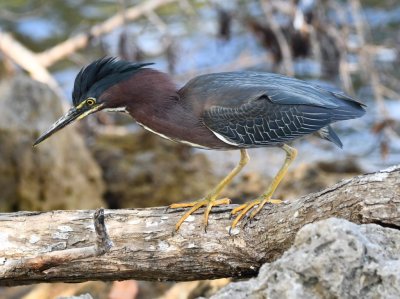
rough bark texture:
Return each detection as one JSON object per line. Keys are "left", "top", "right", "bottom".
{"left": 208, "top": 218, "right": 400, "bottom": 299}
{"left": 0, "top": 165, "right": 399, "bottom": 286}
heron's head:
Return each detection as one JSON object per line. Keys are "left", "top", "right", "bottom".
{"left": 33, "top": 57, "right": 153, "bottom": 146}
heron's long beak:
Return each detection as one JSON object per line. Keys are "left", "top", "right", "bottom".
{"left": 33, "top": 104, "right": 103, "bottom": 147}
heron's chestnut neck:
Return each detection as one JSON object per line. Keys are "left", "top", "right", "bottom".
{"left": 101, "top": 69, "right": 178, "bottom": 112}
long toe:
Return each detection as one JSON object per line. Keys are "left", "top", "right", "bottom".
{"left": 230, "top": 199, "right": 261, "bottom": 230}
{"left": 204, "top": 198, "right": 231, "bottom": 232}
{"left": 249, "top": 198, "right": 282, "bottom": 219}
{"left": 170, "top": 197, "right": 231, "bottom": 232}
{"left": 230, "top": 198, "right": 282, "bottom": 230}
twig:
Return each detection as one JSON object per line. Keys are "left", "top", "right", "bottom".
{"left": 260, "top": 0, "right": 294, "bottom": 76}
{"left": 350, "top": 0, "right": 388, "bottom": 116}
{"left": 36, "top": 0, "right": 178, "bottom": 68}
{"left": 326, "top": 0, "right": 354, "bottom": 94}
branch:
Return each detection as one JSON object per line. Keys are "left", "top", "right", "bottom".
{"left": 1, "top": 209, "right": 111, "bottom": 275}
{"left": 260, "top": 0, "right": 294, "bottom": 76}
{"left": 350, "top": 0, "right": 388, "bottom": 117}
{"left": 1, "top": 165, "right": 399, "bottom": 286}
{"left": 0, "top": 0, "right": 178, "bottom": 100}
{"left": 36, "top": 0, "right": 178, "bottom": 67}
{"left": 0, "top": 31, "right": 62, "bottom": 96}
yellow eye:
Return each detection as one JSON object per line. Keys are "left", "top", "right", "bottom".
{"left": 86, "top": 98, "right": 96, "bottom": 106}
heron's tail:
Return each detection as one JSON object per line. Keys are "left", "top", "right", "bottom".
{"left": 317, "top": 126, "right": 343, "bottom": 148}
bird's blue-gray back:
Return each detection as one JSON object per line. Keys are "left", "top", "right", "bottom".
{"left": 179, "top": 71, "right": 366, "bottom": 147}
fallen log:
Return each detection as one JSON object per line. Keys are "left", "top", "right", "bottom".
{"left": 0, "top": 165, "right": 399, "bottom": 286}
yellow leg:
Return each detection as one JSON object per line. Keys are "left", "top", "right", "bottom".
{"left": 230, "top": 144, "right": 297, "bottom": 230}
{"left": 169, "top": 149, "right": 250, "bottom": 231}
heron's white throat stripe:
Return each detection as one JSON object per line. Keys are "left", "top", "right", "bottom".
{"left": 104, "top": 107, "right": 128, "bottom": 113}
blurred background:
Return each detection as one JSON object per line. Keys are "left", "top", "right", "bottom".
{"left": 0, "top": 0, "right": 399, "bottom": 298}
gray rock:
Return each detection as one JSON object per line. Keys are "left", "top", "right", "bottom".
{"left": 0, "top": 76, "right": 105, "bottom": 211}
{"left": 208, "top": 218, "right": 400, "bottom": 299}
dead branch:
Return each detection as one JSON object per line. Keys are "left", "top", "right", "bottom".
{"left": 0, "top": 31, "right": 61, "bottom": 96}
{"left": 350, "top": 0, "right": 388, "bottom": 117}
{"left": 36, "top": 0, "right": 178, "bottom": 68}
{"left": 0, "top": 165, "right": 399, "bottom": 286}
{"left": 325, "top": 0, "right": 354, "bottom": 94}
{"left": 0, "top": 0, "right": 178, "bottom": 108}
{"left": 260, "top": 0, "right": 294, "bottom": 76}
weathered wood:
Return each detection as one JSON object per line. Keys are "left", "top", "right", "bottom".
{"left": 0, "top": 32, "right": 61, "bottom": 96}
{"left": 36, "top": 0, "right": 178, "bottom": 67}
{"left": 0, "top": 165, "right": 399, "bottom": 286}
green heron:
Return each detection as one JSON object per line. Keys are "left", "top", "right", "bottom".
{"left": 34, "top": 57, "right": 366, "bottom": 231}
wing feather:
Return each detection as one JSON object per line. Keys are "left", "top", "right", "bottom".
{"left": 181, "top": 72, "right": 366, "bottom": 115}
{"left": 203, "top": 97, "right": 334, "bottom": 147}
{"left": 180, "top": 71, "right": 366, "bottom": 147}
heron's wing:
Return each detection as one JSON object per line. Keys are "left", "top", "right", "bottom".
{"left": 246, "top": 73, "right": 365, "bottom": 109}
{"left": 182, "top": 72, "right": 365, "bottom": 114}
{"left": 202, "top": 96, "right": 334, "bottom": 147}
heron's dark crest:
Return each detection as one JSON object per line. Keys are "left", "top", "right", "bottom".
{"left": 72, "top": 57, "right": 154, "bottom": 106}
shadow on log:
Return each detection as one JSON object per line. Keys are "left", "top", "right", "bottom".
{"left": 0, "top": 165, "right": 399, "bottom": 286}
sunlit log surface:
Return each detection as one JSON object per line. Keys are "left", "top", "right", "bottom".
{"left": 0, "top": 165, "right": 399, "bottom": 286}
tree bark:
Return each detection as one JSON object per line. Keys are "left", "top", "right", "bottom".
{"left": 1, "top": 165, "right": 399, "bottom": 286}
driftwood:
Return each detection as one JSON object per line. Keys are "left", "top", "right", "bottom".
{"left": 0, "top": 165, "right": 399, "bottom": 286}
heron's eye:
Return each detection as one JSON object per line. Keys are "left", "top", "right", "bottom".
{"left": 86, "top": 98, "right": 96, "bottom": 106}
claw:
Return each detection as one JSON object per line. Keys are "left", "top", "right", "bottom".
{"left": 169, "top": 197, "right": 231, "bottom": 232}
{"left": 231, "top": 203, "right": 248, "bottom": 216}
{"left": 229, "top": 198, "right": 283, "bottom": 231}
{"left": 249, "top": 198, "right": 282, "bottom": 219}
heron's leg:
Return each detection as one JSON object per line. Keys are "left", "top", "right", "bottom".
{"left": 170, "top": 149, "right": 250, "bottom": 231}
{"left": 230, "top": 144, "right": 297, "bottom": 229}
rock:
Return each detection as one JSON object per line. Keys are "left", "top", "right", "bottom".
{"left": 0, "top": 76, "right": 105, "bottom": 211}
{"left": 207, "top": 218, "right": 400, "bottom": 299}
{"left": 89, "top": 130, "right": 218, "bottom": 208}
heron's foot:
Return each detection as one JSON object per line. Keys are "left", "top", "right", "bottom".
{"left": 169, "top": 197, "right": 231, "bottom": 232}
{"left": 230, "top": 197, "right": 282, "bottom": 230}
